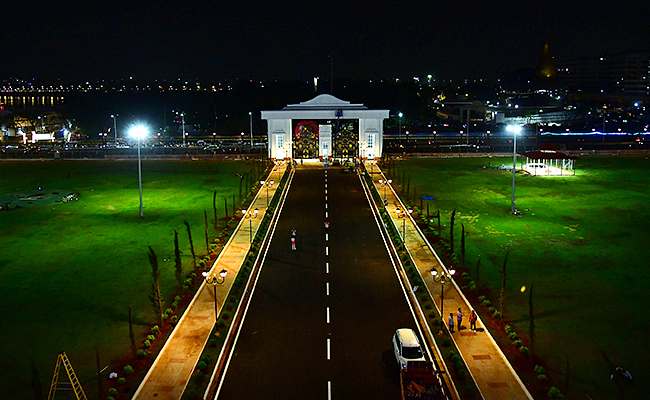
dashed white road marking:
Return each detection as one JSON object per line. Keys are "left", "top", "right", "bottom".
{"left": 326, "top": 282, "right": 330, "bottom": 296}
{"left": 326, "top": 233, "right": 328, "bottom": 241}
{"left": 326, "top": 262, "right": 329, "bottom": 273}
{"left": 327, "top": 306, "right": 330, "bottom": 323}
{"left": 328, "top": 381, "right": 332, "bottom": 400}
{"left": 326, "top": 246, "right": 329, "bottom": 256}
{"left": 327, "top": 338, "right": 331, "bottom": 360}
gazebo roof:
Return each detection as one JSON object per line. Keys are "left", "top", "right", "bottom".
{"left": 520, "top": 150, "right": 578, "bottom": 160}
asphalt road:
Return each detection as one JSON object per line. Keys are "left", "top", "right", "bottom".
{"left": 216, "top": 166, "right": 424, "bottom": 399}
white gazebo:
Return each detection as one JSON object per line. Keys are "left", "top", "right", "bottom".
{"left": 261, "top": 94, "right": 389, "bottom": 160}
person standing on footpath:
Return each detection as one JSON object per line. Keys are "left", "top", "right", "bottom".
{"left": 469, "top": 310, "right": 478, "bottom": 331}
{"left": 448, "top": 313, "right": 455, "bottom": 333}
{"left": 291, "top": 228, "right": 297, "bottom": 250}
{"left": 457, "top": 308, "right": 464, "bottom": 331}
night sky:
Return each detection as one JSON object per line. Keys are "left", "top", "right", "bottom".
{"left": 3, "top": 0, "right": 648, "bottom": 82}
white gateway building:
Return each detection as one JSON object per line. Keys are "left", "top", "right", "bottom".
{"left": 262, "top": 94, "right": 389, "bottom": 160}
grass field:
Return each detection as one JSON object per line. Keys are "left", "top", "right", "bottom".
{"left": 0, "top": 159, "right": 261, "bottom": 399}
{"left": 392, "top": 155, "right": 650, "bottom": 399}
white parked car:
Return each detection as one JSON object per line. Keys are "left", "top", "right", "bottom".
{"left": 393, "top": 328, "right": 426, "bottom": 368}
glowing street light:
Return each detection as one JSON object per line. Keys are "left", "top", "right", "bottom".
{"left": 379, "top": 179, "right": 392, "bottom": 203}
{"left": 431, "top": 268, "right": 456, "bottom": 318}
{"left": 242, "top": 208, "right": 259, "bottom": 243}
{"left": 398, "top": 112, "right": 403, "bottom": 142}
{"left": 260, "top": 179, "right": 274, "bottom": 207}
{"left": 396, "top": 206, "right": 412, "bottom": 242}
{"left": 129, "top": 124, "right": 148, "bottom": 217}
{"left": 202, "top": 269, "right": 227, "bottom": 324}
{"left": 111, "top": 114, "right": 118, "bottom": 141}
{"left": 507, "top": 125, "right": 522, "bottom": 214}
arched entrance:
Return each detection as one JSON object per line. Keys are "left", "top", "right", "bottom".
{"left": 293, "top": 120, "right": 319, "bottom": 159}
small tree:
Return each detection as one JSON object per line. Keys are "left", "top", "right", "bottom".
{"left": 183, "top": 220, "right": 196, "bottom": 269}
{"left": 148, "top": 246, "right": 164, "bottom": 326}
{"left": 460, "top": 222, "right": 466, "bottom": 266}
{"left": 204, "top": 210, "right": 210, "bottom": 254}
{"left": 476, "top": 256, "right": 481, "bottom": 282}
{"left": 128, "top": 306, "right": 137, "bottom": 361}
{"left": 174, "top": 230, "right": 183, "bottom": 291}
{"left": 212, "top": 190, "right": 218, "bottom": 232}
{"left": 500, "top": 250, "right": 510, "bottom": 320}
{"left": 450, "top": 209, "right": 456, "bottom": 254}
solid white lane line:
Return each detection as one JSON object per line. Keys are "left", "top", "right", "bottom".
{"left": 328, "top": 381, "right": 332, "bottom": 400}
{"left": 327, "top": 338, "right": 331, "bottom": 360}
{"left": 326, "top": 246, "right": 329, "bottom": 256}
{"left": 326, "top": 282, "right": 330, "bottom": 296}
{"left": 326, "top": 233, "right": 328, "bottom": 241}
{"left": 327, "top": 306, "right": 330, "bottom": 323}
{"left": 326, "top": 262, "right": 329, "bottom": 273}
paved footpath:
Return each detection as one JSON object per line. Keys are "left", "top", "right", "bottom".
{"left": 132, "top": 162, "right": 289, "bottom": 400}
{"left": 370, "top": 162, "right": 534, "bottom": 400}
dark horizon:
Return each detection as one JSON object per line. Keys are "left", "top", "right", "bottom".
{"left": 3, "top": 0, "right": 648, "bottom": 83}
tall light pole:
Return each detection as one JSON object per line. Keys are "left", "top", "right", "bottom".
{"left": 111, "top": 114, "right": 118, "bottom": 141}
{"left": 398, "top": 112, "right": 403, "bottom": 142}
{"left": 396, "top": 207, "right": 412, "bottom": 242}
{"left": 379, "top": 179, "right": 392, "bottom": 203}
{"left": 242, "top": 208, "right": 259, "bottom": 243}
{"left": 181, "top": 112, "right": 186, "bottom": 147}
{"left": 507, "top": 125, "right": 522, "bottom": 214}
{"left": 431, "top": 268, "right": 456, "bottom": 317}
{"left": 261, "top": 179, "right": 274, "bottom": 207}
{"left": 249, "top": 111, "right": 253, "bottom": 147}
{"left": 130, "top": 124, "right": 148, "bottom": 218}
{"left": 202, "top": 269, "right": 227, "bottom": 324}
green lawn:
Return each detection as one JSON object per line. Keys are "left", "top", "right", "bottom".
{"left": 392, "top": 155, "right": 649, "bottom": 399}
{"left": 0, "top": 160, "right": 260, "bottom": 399}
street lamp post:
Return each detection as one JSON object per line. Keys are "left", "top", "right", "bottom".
{"left": 398, "top": 112, "right": 403, "bottom": 142}
{"left": 396, "top": 207, "right": 412, "bottom": 242}
{"left": 249, "top": 111, "right": 253, "bottom": 147}
{"left": 181, "top": 112, "right": 186, "bottom": 147}
{"left": 431, "top": 268, "right": 456, "bottom": 317}
{"left": 242, "top": 208, "right": 259, "bottom": 243}
{"left": 261, "top": 179, "right": 274, "bottom": 207}
{"left": 507, "top": 125, "right": 522, "bottom": 214}
{"left": 202, "top": 269, "right": 227, "bottom": 324}
{"left": 111, "top": 114, "right": 118, "bottom": 141}
{"left": 379, "top": 179, "right": 392, "bottom": 203}
{"left": 129, "top": 124, "right": 148, "bottom": 218}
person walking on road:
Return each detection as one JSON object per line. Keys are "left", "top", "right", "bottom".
{"left": 457, "top": 308, "right": 464, "bottom": 331}
{"left": 469, "top": 310, "right": 478, "bottom": 331}
{"left": 448, "top": 313, "right": 455, "bottom": 333}
{"left": 291, "top": 236, "right": 296, "bottom": 250}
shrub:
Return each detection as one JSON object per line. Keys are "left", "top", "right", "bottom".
{"left": 493, "top": 310, "right": 501, "bottom": 319}
{"left": 107, "top": 397, "right": 114, "bottom": 400}
{"left": 468, "top": 281, "right": 477, "bottom": 292}
{"left": 208, "top": 338, "right": 217, "bottom": 347}
{"left": 108, "top": 388, "right": 117, "bottom": 395}
{"left": 428, "top": 311, "right": 436, "bottom": 319}
{"left": 481, "top": 299, "right": 491, "bottom": 307}
{"left": 197, "top": 361, "right": 208, "bottom": 371}
{"left": 193, "top": 371, "right": 205, "bottom": 383}
{"left": 137, "top": 349, "right": 148, "bottom": 359}
{"left": 504, "top": 325, "right": 512, "bottom": 334}
{"left": 198, "top": 259, "right": 206, "bottom": 268}
{"left": 169, "top": 315, "right": 178, "bottom": 324}
{"left": 534, "top": 365, "right": 545, "bottom": 375}
{"left": 519, "top": 346, "right": 529, "bottom": 356}
{"left": 454, "top": 361, "right": 464, "bottom": 371}
{"left": 200, "top": 354, "right": 211, "bottom": 365}
{"left": 537, "top": 374, "right": 548, "bottom": 382}
{"left": 548, "top": 387, "right": 564, "bottom": 400}
{"left": 117, "top": 377, "right": 126, "bottom": 385}
{"left": 424, "top": 302, "right": 432, "bottom": 310}
{"left": 461, "top": 272, "right": 471, "bottom": 280}
{"left": 432, "top": 318, "right": 440, "bottom": 326}
{"left": 513, "top": 339, "right": 523, "bottom": 348}
{"left": 123, "top": 365, "right": 134, "bottom": 375}
{"left": 190, "top": 273, "right": 197, "bottom": 280}
{"left": 478, "top": 295, "right": 486, "bottom": 302}
{"left": 441, "top": 338, "right": 451, "bottom": 347}
{"left": 508, "top": 332, "right": 518, "bottom": 341}
{"left": 171, "top": 300, "right": 179, "bottom": 309}
{"left": 450, "top": 354, "right": 461, "bottom": 364}
{"left": 221, "top": 311, "right": 230, "bottom": 320}
{"left": 150, "top": 325, "right": 160, "bottom": 335}
{"left": 143, "top": 339, "right": 151, "bottom": 348}
{"left": 187, "top": 388, "right": 199, "bottom": 399}
{"left": 488, "top": 306, "right": 496, "bottom": 313}
{"left": 147, "top": 335, "right": 155, "bottom": 342}
{"left": 184, "top": 278, "right": 193, "bottom": 287}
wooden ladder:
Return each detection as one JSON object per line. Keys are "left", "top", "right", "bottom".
{"left": 48, "top": 352, "right": 88, "bottom": 400}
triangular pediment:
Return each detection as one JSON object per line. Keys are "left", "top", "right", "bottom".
{"left": 283, "top": 94, "right": 367, "bottom": 110}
